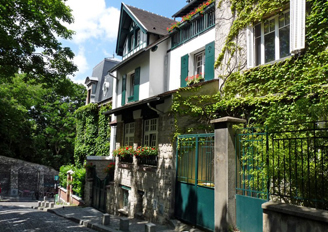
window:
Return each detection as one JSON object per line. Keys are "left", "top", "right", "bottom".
{"left": 144, "top": 118, "right": 158, "bottom": 147}
{"left": 91, "top": 83, "right": 97, "bottom": 94}
{"left": 172, "top": 32, "right": 180, "bottom": 47}
{"left": 136, "top": 29, "right": 140, "bottom": 47}
{"left": 130, "top": 34, "right": 134, "bottom": 50}
{"left": 124, "top": 122, "right": 135, "bottom": 146}
{"left": 207, "top": 9, "right": 215, "bottom": 27}
{"left": 253, "top": 11, "right": 290, "bottom": 66}
{"left": 180, "top": 41, "right": 214, "bottom": 87}
{"left": 122, "top": 189, "right": 129, "bottom": 210}
{"left": 129, "top": 73, "right": 135, "bottom": 97}
{"left": 248, "top": 1, "right": 306, "bottom": 68}
{"left": 194, "top": 51, "right": 205, "bottom": 75}
{"left": 127, "top": 67, "right": 140, "bottom": 103}
{"left": 170, "top": 4, "right": 215, "bottom": 49}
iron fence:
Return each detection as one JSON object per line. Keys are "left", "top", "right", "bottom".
{"left": 236, "top": 122, "right": 328, "bottom": 210}
{"left": 177, "top": 134, "right": 215, "bottom": 187}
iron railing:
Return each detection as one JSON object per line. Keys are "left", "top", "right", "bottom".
{"left": 176, "top": 134, "right": 215, "bottom": 187}
{"left": 236, "top": 122, "right": 328, "bottom": 210}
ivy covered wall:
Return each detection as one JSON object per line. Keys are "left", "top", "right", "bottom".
{"left": 172, "top": 0, "right": 328, "bottom": 132}
{"left": 74, "top": 103, "right": 111, "bottom": 164}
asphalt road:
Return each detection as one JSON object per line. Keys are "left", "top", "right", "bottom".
{"left": 0, "top": 202, "right": 96, "bottom": 232}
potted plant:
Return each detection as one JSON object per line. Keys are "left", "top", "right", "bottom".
{"left": 104, "top": 162, "right": 115, "bottom": 181}
{"left": 135, "top": 146, "right": 158, "bottom": 166}
{"left": 185, "top": 73, "right": 204, "bottom": 86}
{"left": 113, "top": 146, "right": 134, "bottom": 163}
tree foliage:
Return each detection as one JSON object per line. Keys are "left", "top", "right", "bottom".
{"left": 0, "top": 74, "right": 86, "bottom": 169}
{"left": 0, "top": 0, "right": 77, "bottom": 90}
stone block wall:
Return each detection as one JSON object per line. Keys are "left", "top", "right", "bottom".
{"left": 0, "top": 155, "right": 58, "bottom": 197}
{"left": 262, "top": 202, "right": 328, "bottom": 232}
{"left": 111, "top": 113, "right": 176, "bottom": 224}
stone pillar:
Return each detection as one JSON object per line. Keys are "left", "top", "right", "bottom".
{"left": 67, "top": 170, "right": 74, "bottom": 204}
{"left": 211, "top": 117, "right": 246, "bottom": 231}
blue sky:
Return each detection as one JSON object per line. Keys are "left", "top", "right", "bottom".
{"left": 61, "top": 0, "right": 186, "bottom": 84}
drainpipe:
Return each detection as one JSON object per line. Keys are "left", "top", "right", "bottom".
{"left": 147, "top": 102, "right": 164, "bottom": 116}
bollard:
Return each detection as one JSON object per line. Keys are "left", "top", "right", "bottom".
{"left": 45, "top": 201, "right": 50, "bottom": 208}
{"left": 120, "top": 218, "right": 129, "bottom": 232}
{"left": 43, "top": 196, "right": 47, "bottom": 202}
{"left": 50, "top": 202, "right": 54, "bottom": 208}
{"left": 37, "top": 201, "right": 41, "bottom": 207}
{"left": 145, "top": 223, "right": 156, "bottom": 232}
{"left": 41, "top": 201, "right": 45, "bottom": 207}
{"left": 102, "top": 213, "right": 110, "bottom": 225}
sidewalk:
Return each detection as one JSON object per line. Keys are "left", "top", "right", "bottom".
{"left": 43, "top": 205, "right": 176, "bottom": 232}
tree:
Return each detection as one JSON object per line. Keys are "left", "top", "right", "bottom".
{"left": 0, "top": 0, "right": 77, "bottom": 89}
{"left": 0, "top": 74, "right": 86, "bottom": 169}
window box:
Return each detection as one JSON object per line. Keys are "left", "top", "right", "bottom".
{"left": 136, "top": 155, "right": 158, "bottom": 166}
{"left": 119, "top": 155, "right": 133, "bottom": 163}
{"left": 128, "top": 95, "right": 134, "bottom": 102}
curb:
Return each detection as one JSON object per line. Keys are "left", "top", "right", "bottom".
{"left": 47, "top": 208, "right": 118, "bottom": 232}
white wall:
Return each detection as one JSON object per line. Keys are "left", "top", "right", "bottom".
{"left": 149, "top": 40, "right": 169, "bottom": 96}
{"left": 116, "top": 51, "right": 150, "bottom": 108}
{"left": 167, "top": 28, "right": 215, "bottom": 91}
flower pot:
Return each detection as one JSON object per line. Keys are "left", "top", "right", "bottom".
{"left": 137, "top": 155, "right": 158, "bottom": 166}
{"left": 119, "top": 155, "right": 133, "bottom": 163}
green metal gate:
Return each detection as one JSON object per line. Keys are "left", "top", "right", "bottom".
{"left": 235, "top": 128, "right": 269, "bottom": 232}
{"left": 92, "top": 171, "right": 111, "bottom": 212}
{"left": 175, "top": 134, "right": 215, "bottom": 231}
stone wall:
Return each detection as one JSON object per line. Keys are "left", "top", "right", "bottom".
{"left": 84, "top": 156, "right": 115, "bottom": 206}
{"left": 0, "top": 155, "right": 58, "bottom": 197}
{"left": 262, "top": 202, "right": 328, "bottom": 232}
{"left": 112, "top": 112, "right": 176, "bottom": 224}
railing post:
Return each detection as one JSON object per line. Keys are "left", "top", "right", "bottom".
{"left": 211, "top": 117, "right": 246, "bottom": 231}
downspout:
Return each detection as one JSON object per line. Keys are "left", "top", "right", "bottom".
{"left": 147, "top": 102, "right": 164, "bottom": 116}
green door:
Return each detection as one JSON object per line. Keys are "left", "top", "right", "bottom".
{"left": 175, "top": 134, "right": 215, "bottom": 231}
{"left": 235, "top": 128, "right": 269, "bottom": 232}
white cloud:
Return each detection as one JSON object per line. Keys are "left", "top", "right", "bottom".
{"left": 69, "top": 46, "right": 89, "bottom": 83}
{"left": 65, "top": 0, "right": 120, "bottom": 44}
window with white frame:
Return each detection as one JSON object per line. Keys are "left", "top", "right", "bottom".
{"left": 194, "top": 51, "right": 205, "bottom": 75}
{"left": 253, "top": 11, "right": 290, "bottom": 66}
{"left": 247, "top": 0, "right": 306, "bottom": 68}
{"left": 144, "top": 118, "right": 158, "bottom": 147}
{"left": 124, "top": 122, "right": 135, "bottom": 146}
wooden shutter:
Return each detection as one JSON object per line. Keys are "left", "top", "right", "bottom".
{"left": 290, "top": 0, "right": 306, "bottom": 53}
{"left": 122, "top": 74, "right": 126, "bottom": 106}
{"left": 205, "top": 41, "right": 215, "bottom": 81}
{"left": 181, "top": 54, "right": 189, "bottom": 87}
{"left": 246, "top": 25, "right": 254, "bottom": 68}
{"left": 134, "top": 67, "right": 140, "bottom": 101}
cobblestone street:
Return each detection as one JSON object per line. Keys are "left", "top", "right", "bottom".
{"left": 0, "top": 203, "right": 96, "bottom": 232}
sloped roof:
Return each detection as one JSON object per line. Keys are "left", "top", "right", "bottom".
{"left": 116, "top": 3, "right": 176, "bottom": 55}
{"left": 126, "top": 4, "right": 176, "bottom": 35}
{"left": 172, "top": 0, "right": 206, "bottom": 18}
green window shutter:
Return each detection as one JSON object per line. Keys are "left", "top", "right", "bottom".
{"left": 205, "top": 41, "right": 215, "bottom": 81}
{"left": 181, "top": 54, "right": 189, "bottom": 87}
{"left": 134, "top": 67, "right": 140, "bottom": 101}
{"left": 122, "top": 74, "right": 126, "bottom": 105}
